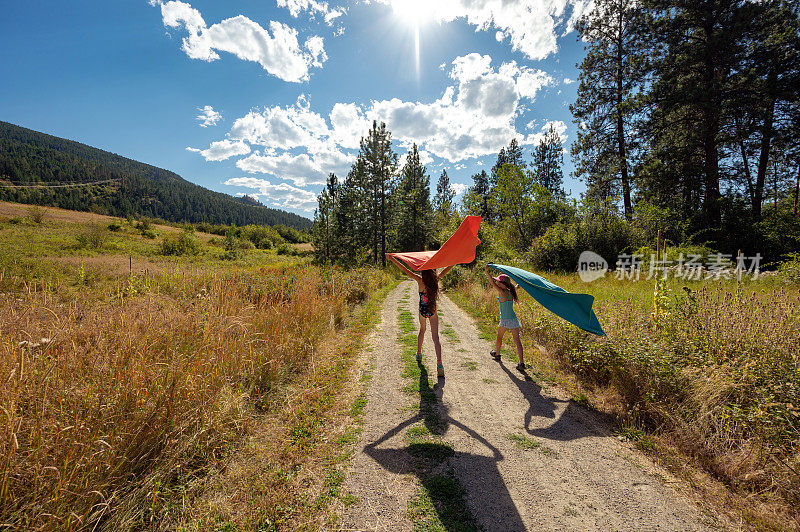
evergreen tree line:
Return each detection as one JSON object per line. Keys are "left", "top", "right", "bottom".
{"left": 313, "top": 121, "right": 470, "bottom": 265}
{"left": 0, "top": 121, "right": 312, "bottom": 230}
{"left": 569, "top": 0, "right": 800, "bottom": 255}
{"left": 461, "top": 127, "right": 571, "bottom": 253}
{"left": 313, "top": 121, "right": 568, "bottom": 265}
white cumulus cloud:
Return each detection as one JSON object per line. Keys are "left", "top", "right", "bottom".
{"left": 277, "top": 0, "right": 345, "bottom": 26}
{"left": 236, "top": 148, "right": 353, "bottom": 187}
{"left": 329, "top": 103, "right": 371, "bottom": 150}
{"left": 450, "top": 182, "right": 470, "bottom": 196}
{"left": 229, "top": 102, "right": 330, "bottom": 152}
{"left": 367, "top": 54, "right": 555, "bottom": 161}
{"left": 525, "top": 120, "right": 568, "bottom": 146}
{"left": 150, "top": 0, "right": 326, "bottom": 82}
{"left": 224, "top": 177, "right": 318, "bottom": 211}
{"left": 196, "top": 105, "right": 221, "bottom": 127}
{"left": 186, "top": 139, "right": 251, "bottom": 161}
{"left": 378, "top": 0, "right": 588, "bottom": 60}
{"left": 189, "top": 55, "right": 557, "bottom": 188}
{"left": 190, "top": 95, "right": 358, "bottom": 185}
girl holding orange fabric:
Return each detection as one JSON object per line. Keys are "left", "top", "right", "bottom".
{"left": 386, "top": 254, "right": 453, "bottom": 377}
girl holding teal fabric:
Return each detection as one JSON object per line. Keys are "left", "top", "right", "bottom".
{"left": 485, "top": 265, "right": 526, "bottom": 371}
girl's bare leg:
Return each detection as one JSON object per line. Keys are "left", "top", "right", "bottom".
{"left": 511, "top": 328, "right": 524, "bottom": 364}
{"left": 429, "top": 312, "right": 443, "bottom": 365}
{"left": 417, "top": 314, "right": 427, "bottom": 354}
{"left": 495, "top": 326, "right": 506, "bottom": 355}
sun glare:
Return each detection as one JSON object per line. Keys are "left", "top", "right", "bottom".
{"left": 390, "top": 0, "right": 432, "bottom": 27}
{"left": 390, "top": 0, "right": 434, "bottom": 82}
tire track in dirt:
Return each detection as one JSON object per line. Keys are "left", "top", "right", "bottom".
{"left": 337, "top": 280, "right": 718, "bottom": 531}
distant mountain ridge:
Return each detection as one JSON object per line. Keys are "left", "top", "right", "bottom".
{"left": 0, "top": 121, "right": 311, "bottom": 230}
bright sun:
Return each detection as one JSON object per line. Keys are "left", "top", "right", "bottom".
{"left": 390, "top": 0, "right": 432, "bottom": 26}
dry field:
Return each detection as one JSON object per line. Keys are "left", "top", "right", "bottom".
{"left": 0, "top": 203, "right": 393, "bottom": 530}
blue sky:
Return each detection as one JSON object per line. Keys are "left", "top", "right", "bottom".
{"left": 1, "top": 0, "right": 590, "bottom": 218}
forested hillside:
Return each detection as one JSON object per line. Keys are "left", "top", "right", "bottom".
{"left": 0, "top": 121, "right": 311, "bottom": 230}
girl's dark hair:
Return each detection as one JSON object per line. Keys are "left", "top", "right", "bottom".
{"left": 421, "top": 269, "right": 439, "bottom": 310}
{"left": 501, "top": 278, "right": 518, "bottom": 302}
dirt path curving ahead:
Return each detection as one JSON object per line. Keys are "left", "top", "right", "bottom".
{"left": 336, "top": 280, "right": 718, "bottom": 531}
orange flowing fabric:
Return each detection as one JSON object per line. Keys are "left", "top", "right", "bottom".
{"left": 387, "top": 216, "right": 482, "bottom": 271}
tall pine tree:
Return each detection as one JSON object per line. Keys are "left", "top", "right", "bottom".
{"left": 645, "top": 0, "right": 750, "bottom": 227}
{"left": 358, "top": 120, "right": 397, "bottom": 266}
{"left": 470, "top": 170, "right": 491, "bottom": 219}
{"left": 571, "top": 0, "right": 649, "bottom": 220}
{"left": 433, "top": 169, "right": 455, "bottom": 216}
{"left": 490, "top": 147, "right": 508, "bottom": 188}
{"left": 392, "top": 144, "right": 432, "bottom": 252}
{"left": 532, "top": 124, "right": 565, "bottom": 198}
{"left": 733, "top": 0, "right": 800, "bottom": 220}
{"left": 312, "top": 173, "right": 338, "bottom": 261}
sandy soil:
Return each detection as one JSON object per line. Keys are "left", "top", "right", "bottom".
{"left": 336, "top": 280, "right": 719, "bottom": 531}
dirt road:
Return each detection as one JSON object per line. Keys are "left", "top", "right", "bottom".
{"left": 336, "top": 281, "right": 716, "bottom": 531}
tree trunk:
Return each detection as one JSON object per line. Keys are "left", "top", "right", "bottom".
{"left": 373, "top": 182, "right": 379, "bottom": 265}
{"left": 753, "top": 74, "right": 776, "bottom": 221}
{"left": 412, "top": 204, "right": 418, "bottom": 251}
{"left": 380, "top": 180, "right": 386, "bottom": 267}
{"left": 616, "top": 6, "right": 633, "bottom": 221}
{"left": 701, "top": 19, "right": 722, "bottom": 228}
{"left": 794, "top": 164, "right": 799, "bottom": 216}
{"left": 702, "top": 123, "right": 722, "bottom": 227}
{"left": 738, "top": 138, "right": 755, "bottom": 206}
{"left": 773, "top": 158, "right": 779, "bottom": 215}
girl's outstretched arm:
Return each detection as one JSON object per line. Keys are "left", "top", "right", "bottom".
{"left": 484, "top": 264, "right": 502, "bottom": 291}
{"left": 386, "top": 253, "right": 422, "bottom": 281}
{"left": 437, "top": 265, "right": 454, "bottom": 280}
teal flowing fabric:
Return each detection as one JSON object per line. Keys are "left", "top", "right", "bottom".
{"left": 488, "top": 264, "right": 605, "bottom": 336}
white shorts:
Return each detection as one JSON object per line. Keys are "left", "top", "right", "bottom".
{"left": 499, "top": 317, "right": 521, "bottom": 329}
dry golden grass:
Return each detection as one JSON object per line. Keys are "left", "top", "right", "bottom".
{"left": 0, "top": 263, "right": 392, "bottom": 530}
{"left": 0, "top": 201, "right": 213, "bottom": 238}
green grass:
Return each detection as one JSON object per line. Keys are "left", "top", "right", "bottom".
{"left": 341, "top": 492, "right": 359, "bottom": 507}
{"left": 394, "top": 299, "right": 478, "bottom": 532}
{"left": 506, "top": 433, "right": 541, "bottom": 450}
{"left": 571, "top": 392, "right": 590, "bottom": 407}
{"left": 350, "top": 394, "right": 368, "bottom": 418}
{"left": 460, "top": 360, "right": 478, "bottom": 371}
{"left": 618, "top": 427, "right": 657, "bottom": 452}
{"left": 407, "top": 474, "right": 477, "bottom": 532}
{"left": 540, "top": 446, "right": 560, "bottom": 458}
{"left": 440, "top": 323, "right": 458, "bottom": 343}
{"left": 506, "top": 433, "right": 559, "bottom": 458}
{"left": 406, "top": 424, "right": 433, "bottom": 442}
{"left": 0, "top": 211, "right": 308, "bottom": 287}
